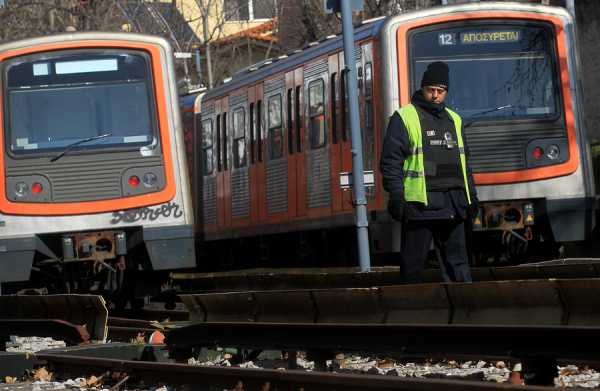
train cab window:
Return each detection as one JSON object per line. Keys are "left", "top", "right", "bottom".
{"left": 295, "top": 86, "right": 302, "bottom": 153}
{"left": 249, "top": 102, "right": 255, "bottom": 164}
{"left": 268, "top": 94, "right": 283, "bottom": 160}
{"left": 201, "top": 119, "right": 214, "bottom": 175}
{"left": 308, "top": 79, "right": 326, "bottom": 149}
{"left": 222, "top": 112, "right": 228, "bottom": 170}
{"left": 409, "top": 24, "right": 559, "bottom": 121}
{"left": 6, "top": 51, "right": 157, "bottom": 156}
{"left": 216, "top": 114, "right": 222, "bottom": 172}
{"left": 330, "top": 73, "right": 338, "bottom": 144}
{"left": 257, "top": 100, "right": 263, "bottom": 162}
{"left": 233, "top": 108, "right": 246, "bottom": 168}
{"left": 287, "top": 88, "right": 294, "bottom": 155}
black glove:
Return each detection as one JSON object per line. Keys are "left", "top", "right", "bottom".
{"left": 467, "top": 197, "right": 480, "bottom": 220}
{"left": 387, "top": 193, "right": 406, "bottom": 222}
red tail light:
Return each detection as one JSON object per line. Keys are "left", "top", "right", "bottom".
{"left": 31, "top": 182, "right": 43, "bottom": 194}
{"left": 128, "top": 175, "right": 140, "bottom": 187}
{"left": 532, "top": 147, "right": 544, "bottom": 160}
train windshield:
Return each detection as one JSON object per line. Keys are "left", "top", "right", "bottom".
{"left": 4, "top": 50, "right": 157, "bottom": 155}
{"left": 409, "top": 23, "right": 559, "bottom": 121}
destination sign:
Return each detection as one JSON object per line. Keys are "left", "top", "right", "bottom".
{"left": 460, "top": 31, "right": 520, "bottom": 44}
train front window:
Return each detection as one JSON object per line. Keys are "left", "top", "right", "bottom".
{"left": 4, "top": 50, "right": 157, "bottom": 155}
{"left": 409, "top": 23, "right": 559, "bottom": 121}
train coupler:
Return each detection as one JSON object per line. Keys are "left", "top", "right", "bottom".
{"left": 61, "top": 230, "right": 127, "bottom": 263}
{"left": 475, "top": 201, "right": 536, "bottom": 232}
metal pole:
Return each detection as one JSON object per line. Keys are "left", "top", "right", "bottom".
{"left": 195, "top": 48, "right": 203, "bottom": 86}
{"left": 340, "top": 0, "right": 371, "bottom": 272}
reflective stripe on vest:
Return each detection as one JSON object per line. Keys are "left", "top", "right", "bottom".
{"left": 396, "top": 104, "right": 472, "bottom": 206}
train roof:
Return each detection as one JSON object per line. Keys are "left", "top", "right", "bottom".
{"left": 202, "top": 1, "right": 571, "bottom": 103}
{"left": 202, "top": 17, "right": 386, "bottom": 102}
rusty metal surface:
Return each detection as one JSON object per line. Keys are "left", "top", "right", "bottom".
{"left": 0, "top": 295, "right": 107, "bottom": 341}
{"left": 172, "top": 260, "right": 600, "bottom": 292}
{"left": 313, "top": 288, "right": 384, "bottom": 323}
{"left": 180, "top": 278, "right": 600, "bottom": 327}
{"left": 35, "top": 344, "right": 554, "bottom": 391}
{"left": 380, "top": 284, "right": 450, "bottom": 324}
{"left": 108, "top": 317, "right": 154, "bottom": 329}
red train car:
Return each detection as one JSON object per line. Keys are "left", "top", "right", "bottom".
{"left": 187, "top": 2, "right": 595, "bottom": 268}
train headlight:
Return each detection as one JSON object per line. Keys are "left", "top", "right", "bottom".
{"left": 546, "top": 144, "right": 560, "bottom": 160}
{"left": 15, "top": 182, "right": 28, "bottom": 197}
{"left": 142, "top": 172, "right": 158, "bottom": 187}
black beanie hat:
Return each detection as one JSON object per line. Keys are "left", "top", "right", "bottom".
{"left": 421, "top": 61, "right": 449, "bottom": 89}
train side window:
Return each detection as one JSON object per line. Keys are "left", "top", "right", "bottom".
{"left": 201, "top": 119, "right": 214, "bottom": 175}
{"left": 268, "top": 94, "right": 283, "bottom": 160}
{"left": 365, "top": 62, "right": 373, "bottom": 132}
{"left": 257, "top": 100, "right": 263, "bottom": 162}
{"left": 249, "top": 102, "right": 255, "bottom": 164}
{"left": 287, "top": 88, "right": 294, "bottom": 155}
{"left": 233, "top": 107, "right": 246, "bottom": 168}
{"left": 216, "top": 114, "right": 222, "bottom": 172}
{"left": 295, "top": 86, "right": 302, "bottom": 153}
{"left": 222, "top": 112, "right": 228, "bottom": 170}
{"left": 340, "top": 70, "right": 348, "bottom": 142}
{"left": 331, "top": 72, "right": 338, "bottom": 144}
{"left": 308, "top": 79, "right": 326, "bottom": 149}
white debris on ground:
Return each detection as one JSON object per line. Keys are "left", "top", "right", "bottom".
{"left": 329, "top": 356, "right": 510, "bottom": 382}
{"left": 5, "top": 336, "right": 66, "bottom": 353}
{"left": 185, "top": 351, "right": 600, "bottom": 388}
{"left": 557, "top": 365, "right": 600, "bottom": 388}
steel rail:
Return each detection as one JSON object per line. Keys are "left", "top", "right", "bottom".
{"left": 171, "top": 259, "right": 600, "bottom": 292}
{"left": 36, "top": 350, "right": 553, "bottom": 391}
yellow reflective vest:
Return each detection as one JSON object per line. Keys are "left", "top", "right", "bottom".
{"left": 396, "top": 104, "right": 472, "bottom": 206}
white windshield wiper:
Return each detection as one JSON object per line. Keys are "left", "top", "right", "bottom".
{"left": 463, "top": 104, "right": 514, "bottom": 129}
{"left": 50, "top": 133, "right": 112, "bottom": 162}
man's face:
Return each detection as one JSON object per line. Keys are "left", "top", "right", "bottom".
{"left": 422, "top": 85, "right": 448, "bottom": 104}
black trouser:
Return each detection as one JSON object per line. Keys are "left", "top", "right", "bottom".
{"left": 400, "top": 218, "right": 472, "bottom": 284}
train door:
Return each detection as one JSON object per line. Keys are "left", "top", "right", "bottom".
{"left": 198, "top": 100, "right": 217, "bottom": 235}
{"left": 263, "top": 77, "right": 289, "bottom": 223}
{"left": 328, "top": 53, "right": 343, "bottom": 213}
{"left": 304, "top": 58, "right": 332, "bottom": 219}
{"left": 247, "top": 84, "right": 265, "bottom": 224}
{"left": 215, "top": 97, "right": 231, "bottom": 231}
{"left": 361, "top": 42, "right": 377, "bottom": 209}
{"left": 285, "top": 69, "right": 307, "bottom": 219}
{"left": 229, "top": 91, "right": 251, "bottom": 228}
{"left": 338, "top": 52, "right": 353, "bottom": 212}
{"left": 294, "top": 67, "right": 307, "bottom": 218}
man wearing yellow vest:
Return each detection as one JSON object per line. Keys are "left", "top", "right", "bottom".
{"left": 380, "top": 61, "right": 479, "bottom": 283}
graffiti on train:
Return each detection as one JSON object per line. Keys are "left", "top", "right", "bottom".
{"left": 111, "top": 201, "right": 183, "bottom": 224}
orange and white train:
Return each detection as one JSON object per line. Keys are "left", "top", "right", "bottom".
{"left": 187, "top": 2, "right": 595, "bottom": 266}
{"left": 0, "top": 33, "right": 195, "bottom": 295}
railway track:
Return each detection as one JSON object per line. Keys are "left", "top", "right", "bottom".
{"left": 32, "top": 344, "right": 552, "bottom": 390}
{"left": 4, "top": 277, "right": 600, "bottom": 387}
{"left": 170, "top": 258, "right": 600, "bottom": 293}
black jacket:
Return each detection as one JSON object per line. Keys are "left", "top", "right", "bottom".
{"left": 380, "top": 91, "right": 478, "bottom": 220}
